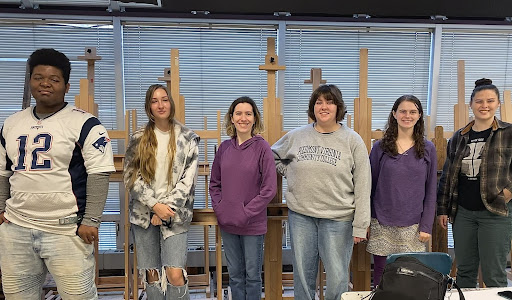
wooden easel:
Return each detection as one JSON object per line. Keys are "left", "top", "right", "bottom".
{"left": 431, "top": 60, "right": 469, "bottom": 253}
{"left": 454, "top": 60, "right": 470, "bottom": 131}
{"left": 258, "top": 37, "right": 289, "bottom": 300}
{"left": 501, "top": 90, "right": 512, "bottom": 121}
{"left": 22, "top": 60, "right": 31, "bottom": 109}
{"left": 70, "top": 47, "right": 140, "bottom": 298}
{"left": 158, "top": 49, "right": 223, "bottom": 299}
{"left": 162, "top": 49, "right": 186, "bottom": 124}
{"left": 350, "top": 49, "right": 372, "bottom": 291}
{"left": 304, "top": 68, "right": 326, "bottom": 124}
{"left": 75, "top": 47, "right": 121, "bottom": 293}
{"left": 426, "top": 60, "right": 469, "bottom": 140}
{"left": 186, "top": 111, "right": 222, "bottom": 298}
{"left": 76, "top": 47, "right": 101, "bottom": 116}
{"left": 431, "top": 126, "right": 448, "bottom": 254}
{"left": 273, "top": 49, "right": 375, "bottom": 296}
{"left": 118, "top": 110, "right": 138, "bottom": 300}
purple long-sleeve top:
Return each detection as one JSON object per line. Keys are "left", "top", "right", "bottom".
{"left": 209, "top": 135, "right": 277, "bottom": 235}
{"left": 369, "top": 139, "right": 437, "bottom": 234}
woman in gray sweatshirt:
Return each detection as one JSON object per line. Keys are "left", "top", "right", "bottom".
{"left": 272, "top": 84, "right": 371, "bottom": 300}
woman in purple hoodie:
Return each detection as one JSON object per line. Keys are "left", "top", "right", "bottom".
{"left": 209, "top": 96, "right": 277, "bottom": 300}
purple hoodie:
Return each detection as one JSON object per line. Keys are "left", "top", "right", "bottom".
{"left": 209, "top": 135, "right": 277, "bottom": 235}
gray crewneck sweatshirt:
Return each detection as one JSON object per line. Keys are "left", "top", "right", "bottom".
{"left": 271, "top": 123, "right": 371, "bottom": 238}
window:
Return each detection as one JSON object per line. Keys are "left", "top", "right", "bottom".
{"left": 0, "top": 20, "right": 118, "bottom": 250}
{"left": 123, "top": 23, "right": 277, "bottom": 248}
{"left": 437, "top": 30, "right": 512, "bottom": 131}
{"left": 284, "top": 26, "right": 432, "bottom": 131}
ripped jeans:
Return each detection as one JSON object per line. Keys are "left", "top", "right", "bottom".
{"left": 0, "top": 222, "right": 97, "bottom": 300}
{"left": 132, "top": 223, "right": 189, "bottom": 300}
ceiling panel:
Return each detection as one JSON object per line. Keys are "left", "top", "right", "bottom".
{"left": 0, "top": 0, "right": 511, "bottom": 21}
{"left": 158, "top": 0, "right": 512, "bottom": 20}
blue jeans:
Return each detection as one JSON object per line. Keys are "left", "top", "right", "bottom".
{"left": 220, "top": 229, "right": 264, "bottom": 300}
{"left": 0, "top": 222, "right": 97, "bottom": 300}
{"left": 452, "top": 205, "right": 512, "bottom": 287}
{"left": 132, "top": 224, "right": 189, "bottom": 300}
{"left": 288, "top": 210, "right": 353, "bottom": 300}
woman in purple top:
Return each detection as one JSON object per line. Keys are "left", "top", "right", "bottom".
{"left": 366, "top": 95, "right": 437, "bottom": 287}
{"left": 209, "top": 96, "right": 277, "bottom": 300}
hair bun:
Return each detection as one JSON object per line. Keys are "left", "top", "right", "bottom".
{"left": 475, "top": 78, "right": 493, "bottom": 87}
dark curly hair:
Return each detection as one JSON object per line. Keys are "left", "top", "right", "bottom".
{"left": 28, "top": 48, "right": 71, "bottom": 85}
{"left": 380, "top": 95, "right": 425, "bottom": 158}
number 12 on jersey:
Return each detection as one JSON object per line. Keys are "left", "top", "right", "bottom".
{"left": 14, "top": 133, "right": 53, "bottom": 171}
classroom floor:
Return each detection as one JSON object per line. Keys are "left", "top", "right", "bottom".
{"left": 96, "top": 271, "right": 512, "bottom": 300}
{"left": 13, "top": 267, "right": 511, "bottom": 299}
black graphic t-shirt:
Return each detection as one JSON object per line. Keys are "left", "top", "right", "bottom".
{"left": 457, "top": 127, "right": 492, "bottom": 211}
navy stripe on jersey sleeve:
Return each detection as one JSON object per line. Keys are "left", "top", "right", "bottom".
{"left": 69, "top": 143, "right": 87, "bottom": 215}
{"left": 78, "top": 117, "right": 101, "bottom": 148}
{"left": 0, "top": 127, "right": 13, "bottom": 171}
{"left": 73, "top": 117, "right": 102, "bottom": 215}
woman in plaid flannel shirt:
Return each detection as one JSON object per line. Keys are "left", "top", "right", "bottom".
{"left": 437, "top": 78, "right": 512, "bottom": 288}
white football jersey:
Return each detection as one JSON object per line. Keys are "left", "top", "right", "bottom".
{"left": 0, "top": 103, "right": 115, "bottom": 235}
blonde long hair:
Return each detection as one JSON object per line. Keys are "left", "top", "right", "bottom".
{"left": 127, "top": 84, "right": 176, "bottom": 189}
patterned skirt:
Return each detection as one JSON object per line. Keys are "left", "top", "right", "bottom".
{"left": 366, "top": 218, "right": 427, "bottom": 256}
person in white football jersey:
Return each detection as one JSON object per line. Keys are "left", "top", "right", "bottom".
{"left": 0, "top": 48, "right": 115, "bottom": 300}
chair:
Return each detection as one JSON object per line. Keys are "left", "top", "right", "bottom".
{"left": 386, "top": 252, "right": 452, "bottom": 275}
